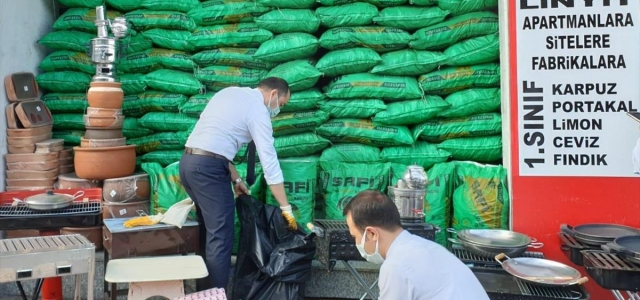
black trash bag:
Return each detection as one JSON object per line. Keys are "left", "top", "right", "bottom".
{"left": 232, "top": 194, "right": 316, "bottom": 300}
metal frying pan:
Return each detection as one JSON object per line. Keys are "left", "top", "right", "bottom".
{"left": 602, "top": 235, "right": 640, "bottom": 265}
{"left": 12, "top": 190, "right": 84, "bottom": 211}
{"left": 561, "top": 223, "right": 640, "bottom": 245}
{"left": 495, "top": 253, "right": 589, "bottom": 287}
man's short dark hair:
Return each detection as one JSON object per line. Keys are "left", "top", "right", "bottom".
{"left": 343, "top": 190, "right": 402, "bottom": 232}
{"left": 258, "top": 77, "right": 289, "bottom": 96}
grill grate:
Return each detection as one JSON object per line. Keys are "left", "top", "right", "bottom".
{"left": 583, "top": 251, "right": 640, "bottom": 271}
{"left": 0, "top": 202, "right": 101, "bottom": 217}
{"left": 515, "top": 279, "right": 581, "bottom": 299}
{"left": 451, "top": 244, "right": 544, "bottom": 264}
{"left": 0, "top": 234, "right": 92, "bottom": 255}
{"left": 315, "top": 219, "right": 349, "bottom": 230}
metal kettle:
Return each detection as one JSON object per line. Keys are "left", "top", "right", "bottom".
{"left": 401, "top": 165, "right": 428, "bottom": 189}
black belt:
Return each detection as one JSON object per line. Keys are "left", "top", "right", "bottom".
{"left": 184, "top": 147, "right": 229, "bottom": 162}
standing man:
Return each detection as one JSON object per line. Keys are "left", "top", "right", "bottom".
{"left": 344, "top": 190, "right": 489, "bottom": 300}
{"left": 179, "top": 77, "right": 297, "bottom": 291}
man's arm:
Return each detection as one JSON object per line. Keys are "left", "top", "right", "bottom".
{"left": 229, "top": 163, "right": 240, "bottom": 182}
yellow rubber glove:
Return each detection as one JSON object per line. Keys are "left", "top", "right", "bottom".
{"left": 123, "top": 214, "right": 164, "bottom": 228}
{"left": 280, "top": 205, "right": 297, "bottom": 231}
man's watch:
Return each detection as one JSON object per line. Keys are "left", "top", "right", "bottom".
{"left": 233, "top": 178, "right": 243, "bottom": 185}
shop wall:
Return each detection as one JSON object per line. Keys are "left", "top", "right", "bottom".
{"left": 0, "top": 0, "right": 56, "bottom": 191}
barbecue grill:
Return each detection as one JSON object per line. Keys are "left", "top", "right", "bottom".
{"left": 450, "top": 244, "right": 590, "bottom": 300}
{"left": 0, "top": 202, "right": 103, "bottom": 230}
{"left": 582, "top": 250, "right": 640, "bottom": 294}
{"left": 0, "top": 234, "right": 96, "bottom": 300}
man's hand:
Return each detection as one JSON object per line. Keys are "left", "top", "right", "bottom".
{"left": 234, "top": 181, "right": 249, "bottom": 195}
{"left": 280, "top": 205, "right": 297, "bottom": 231}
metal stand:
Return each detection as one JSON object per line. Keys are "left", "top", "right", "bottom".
{"left": 611, "top": 290, "right": 640, "bottom": 300}
{"left": 341, "top": 261, "right": 379, "bottom": 300}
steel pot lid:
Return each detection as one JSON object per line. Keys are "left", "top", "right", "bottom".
{"left": 457, "top": 229, "right": 532, "bottom": 248}
{"left": 24, "top": 190, "right": 74, "bottom": 205}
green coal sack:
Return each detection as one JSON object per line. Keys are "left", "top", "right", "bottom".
{"left": 324, "top": 73, "right": 422, "bottom": 100}
{"left": 141, "top": 151, "right": 184, "bottom": 167}
{"left": 123, "top": 91, "right": 188, "bottom": 117}
{"left": 129, "top": 131, "right": 189, "bottom": 154}
{"left": 141, "top": 0, "right": 199, "bottom": 13}
{"left": 316, "top": 48, "right": 382, "bottom": 77}
{"left": 381, "top": 142, "right": 450, "bottom": 168}
{"left": 371, "top": 49, "right": 447, "bottom": 76}
{"left": 409, "top": 0, "right": 438, "bottom": 6}
{"left": 142, "top": 162, "right": 194, "bottom": 219}
{"left": 439, "top": 88, "right": 501, "bottom": 118}
{"left": 267, "top": 60, "right": 322, "bottom": 92}
{"left": 282, "top": 88, "right": 325, "bottom": 112}
{"left": 320, "top": 161, "right": 390, "bottom": 220}
{"left": 138, "top": 112, "right": 198, "bottom": 132}
{"left": 419, "top": 63, "right": 501, "bottom": 95}
{"left": 444, "top": 34, "right": 500, "bottom": 66}
{"left": 142, "top": 29, "right": 195, "bottom": 52}
{"left": 373, "top": 96, "right": 450, "bottom": 125}
{"left": 414, "top": 113, "right": 502, "bottom": 143}
{"left": 119, "top": 48, "right": 195, "bottom": 73}
{"left": 36, "top": 71, "right": 91, "bottom": 93}
{"left": 188, "top": 23, "right": 273, "bottom": 49}
{"left": 439, "top": 0, "right": 499, "bottom": 16}
{"left": 188, "top": 1, "right": 270, "bottom": 26}
{"left": 58, "top": 0, "right": 103, "bottom": 7}
{"left": 195, "top": 66, "right": 267, "bottom": 91}
{"left": 275, "top": 132, "right": 331, "bottom": 157}
{"left": 125, "top": 10, "right": 197, "bottom": 31}
{"left": 123, "top": 118, "right": 154, "bottom": 138}
{"left": 317, "top": 119, "right": 414, "bottom": 147}
{"left": 318, "top": 0, "right": 359, "bottom": 5}
{"left": 53, "top": 8, "right": 122, "bottom": 32}
{"left": 256, "top": 0, "right": 315, "bottom": 9}
{"left": 367, "top": 0, "right": 407, "bottom": 7}
{"left": 319, "top": 99, "right": 386, "bottom": 118}
{"left": 180, "top": 92, "right": 214, "bottom": 117}
{"left": 192, "top": 48, "right": 275, "bottom": 69}
{"left": 145, "top": 69, "right": 203, "bottom": 95}
{"left": 52, "top": 130, "right": 83, "bottom": 146}
{"left": 107, "top": 0, "right": 143, "bottom": 11}
{"left": 255, "top": 9, "right": 320, "bottom": 34}
{"left": 437, "top": 135, "right": 502, "bottom": 162}
{"left": 410, "top": 12, "right": 499, "bottom": 50}
{"left": 320, "top": 144, "right": 382, "bottom": 163}
{"left": 38, "top": 31, "right": 95, "bottom": 52}
{"left": 271, "top": 110, "right": 330, "bottom": 136}
{"left": 52, "top": 114, "right": 85, "bottom": 131}
{"left": 41, "top": 93, "right": 87, "bottom": 113}
{"left": 425, "top": 162, "right": 456, "bottom": 246}
{"left": 373, "top": 6, "right": 450, "bottom": 31}
{"left": 120, "top": 74, "right": 148, "bottom": 95}
{"left": 254, "top": 33, "right": 319, "bottom": 63}
{"left": 316, "top": 3, "right": 379, "bottom": 28}
{"left": 118, "top": 32, "right": 155, "bottom": 54}
{"left": 266, "top": 156, "right": 319, "bottom": 228}
{"left": 39, "top": 51, "right": 94, "bottom": 74}
{"left": 452, "top": 162, "right": 509, "bottom": 230}
{"left": 319, "top": 27, "right": 411, "bottom": 53}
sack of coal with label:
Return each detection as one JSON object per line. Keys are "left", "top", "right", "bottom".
{"left": 320, "top": 161, "right": 390, "bottom": 220}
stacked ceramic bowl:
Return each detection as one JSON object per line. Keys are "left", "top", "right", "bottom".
{"left": 74, "top": 81, "right": 136, "bottom": 180}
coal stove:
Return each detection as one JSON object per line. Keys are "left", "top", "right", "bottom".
{"left": 0, "top": 202, "right": 103, "bottom": 230}
{"left": 582, "top": 250, "right": 640, "bottom": 293}
{"left": 558, "top": 232, "right": 600, "bottom": 266}
{"left": 450, "top": 245, "right": 590, "bottom": 300}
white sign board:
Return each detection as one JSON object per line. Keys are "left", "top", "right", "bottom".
{"left": 515, "top": 0, "right": 640, "bottom": 177}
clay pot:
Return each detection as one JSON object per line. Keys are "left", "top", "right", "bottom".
{"left": 57, "top": 173, "right": 101, "bottom": 189}
{"left": 60, "top": 227, "right": 103, "bottom": 251}
{"left": 83, "top": 115, "right": 124, "bottom": 128}
{"left": 87, "top": 81, "right": 124, "bottom": 109}
{"left": 86, "top": 107, "right": 123, "bottom": 118}
{"left": 84, "top": 127, "right": 123, "bottom": 139}
{"left": 103, "top": 173, "right": 150, "bottom": 203}
{"left": 81, "top": 137, "right": 126, "bottom": 148}
{"left": 73, "top": 145, "right": 136, "bottom": 180}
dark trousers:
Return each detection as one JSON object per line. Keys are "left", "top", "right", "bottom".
{"left": 179, "top": 153, "right": 234, "bottom": 291}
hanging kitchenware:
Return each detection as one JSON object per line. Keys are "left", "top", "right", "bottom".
{"left": 601, "top": 235, "right": 640, "bottom": 265}
{"left": 495, "top": 253, "right": 589, "bottom": 287}
{"left": 561, "top": 223, "right": 640, "bottom": 246}
{"left": 12, "top": 190, "right": 84, "bottom": 211}
{"left": 448, "top": 228, "right": 543, "bottom": 258}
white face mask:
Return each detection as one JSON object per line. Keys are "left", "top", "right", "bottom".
{"left": 356, "top": 228, "right": 385, "bottom": 264}
{"left": 266, "top": 93, "right": 280, "bottom": 118}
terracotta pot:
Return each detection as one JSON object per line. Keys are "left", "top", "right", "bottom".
{"left": 84, "top": 127, "right": 123, "bottom": 139}
{"left": 60, "top": 227, "right": 103, "bottom": 251}
{"left": 86, "top": 107, "right": 123, "bottom": 118}
{"left": 73, "top": 145, "right": 136, "bottom": 180}
{"left": 81, "top": 137, "right": 126, "bottom": 148}
{"left": 103, "top": 173, "right": 150, "bottom": 203}
{"left": 83, "top": 115, "right": 124, "bottom": 128}
{"left": 87, "top": 81, "right": 124, "bottom": 109}
{"left": 57, "top": 173, "right": 101, "bottom": 189}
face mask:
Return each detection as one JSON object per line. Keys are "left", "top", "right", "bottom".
{"left": 356, "top": 228, "right": 385, "bottom": 264}
{"left": 266, "top": 93, "right": 280, "bottom": 118}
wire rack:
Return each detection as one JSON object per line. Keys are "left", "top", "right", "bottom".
{"left": 515, "top": 278, "right": 583, "bottom": 299}
{"left": 451, "top": 244, "right": 544, "bottom": 265}
{"left": 0, "top": 202, "right": 102, "bottom": 217}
